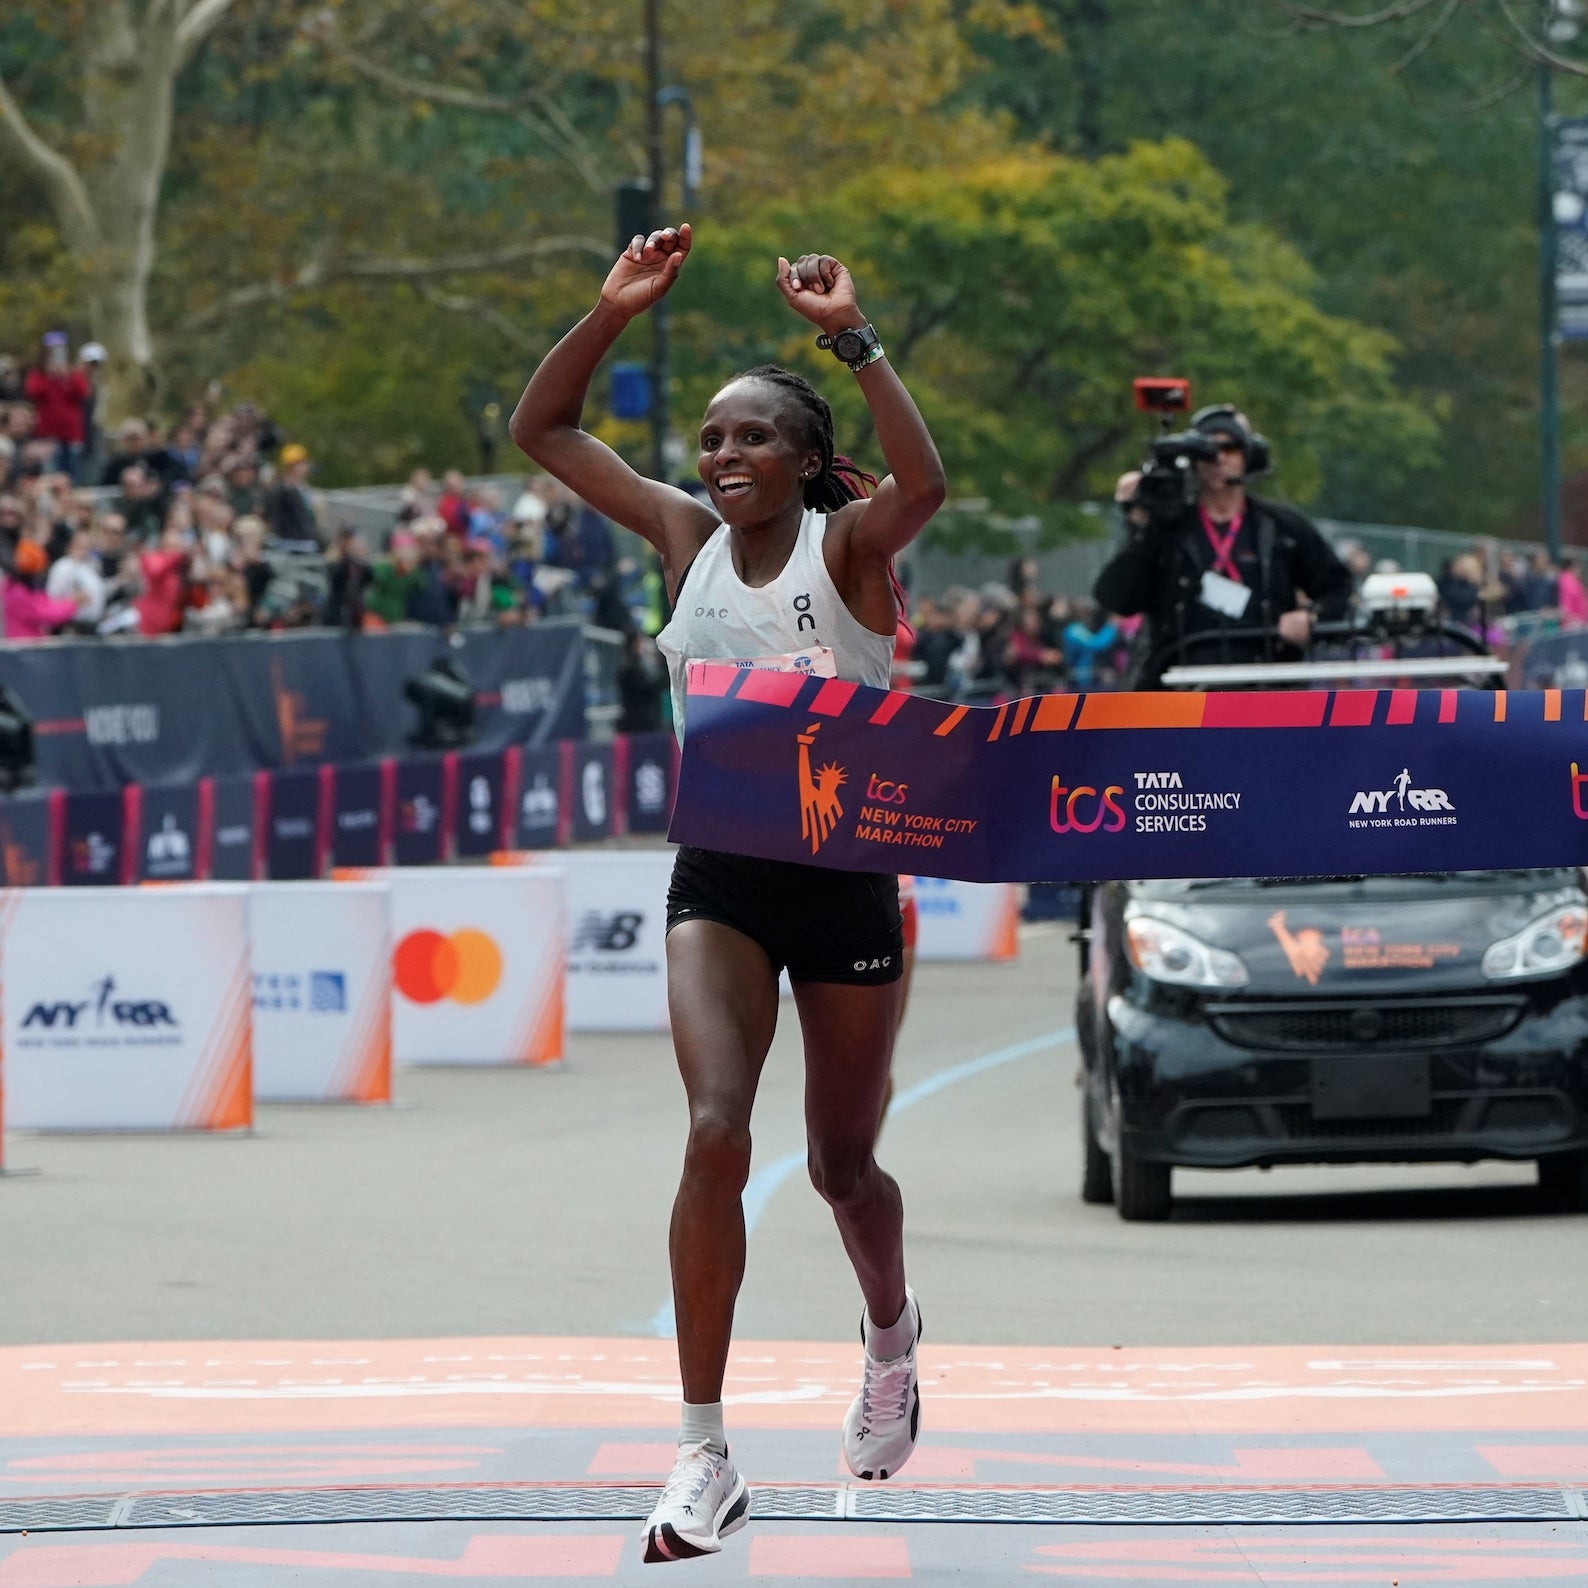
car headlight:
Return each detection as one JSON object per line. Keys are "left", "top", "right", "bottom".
{"left": 1125, "top": 916, "right": 1249, "bottom": 989}
{"left": 1482, "top": 904, "right": 1588, "bottom": 980}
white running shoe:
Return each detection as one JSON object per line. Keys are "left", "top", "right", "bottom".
{"left": 842, "top": 1288, "right": 922, "bottom": 1481}
{"left": 640, "top": 1440, "right": 750, "bottom": 1564}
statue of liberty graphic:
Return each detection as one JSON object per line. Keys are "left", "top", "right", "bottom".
{"left": 797, "top": 723, "right": 847, "bottom": 856}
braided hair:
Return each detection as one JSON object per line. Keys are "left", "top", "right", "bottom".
{"left": 734, "top": 364, "right": 878, "bottom": 510}
{"left": 729, "top": 363, "right": 908, "bottom": 629}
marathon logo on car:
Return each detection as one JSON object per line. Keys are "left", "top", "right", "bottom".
{"left": 19, "top": 975, "right": 180, "bottom": 1047}
{"left": 1347, "top": 769, "right": 1457, "bottom": 828}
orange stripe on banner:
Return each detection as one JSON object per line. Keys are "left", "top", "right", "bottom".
{"left": 350, "top": 989, "right": 393, "bottom": 1103}
{"left": 1547, "top": 689, "right": 1562, "bottom": 722}
{"left": 1386, "top": 690, "right": 1417, "bottom": 725}
{"left": 868, "top": 691, "right": 909, "bottom": 726}
{"left": 987, "top": 703, "right": 1009, "bottom": 741}
{"left": 933, "top": 705, "right": 969, "bottom": 738}
{"left": 990, "top": 887, "right": 1020, "bottom": 960}
{"left": 331, "top": 868, "right": 380, "bottom": 882}
{"left": 1029, "top": 694, "right": 1078, "bottom": 732}
{"left": 1009, "top": 696, "right": 1035, "bottom": 736}
{"left": 1077, "top": 694, "right": 1207, "bottom": 730}
{"left": 1439, "top": 690, "right": 1458, "bottom": 724}
{"left": 182, "top": 963, "right": 253, "bottom": 1131}
{"left": 0, "top": 890, "right": 19, "bottom": 1171}
{"left": 1328, "top": 691, "right": 1377, "bottom": 727}
{"left": 522, "top": 956, "right": 566, "bottom": 1066}
{"left": 336, "top": 960, "right": 393, "bottom": 1104}
{"left": 1495, "top": 691, "right": 1508, "bottom": 723}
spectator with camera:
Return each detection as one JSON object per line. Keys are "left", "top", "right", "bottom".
{"left": 1095, "top": 403, "right": 1352, "bottom": 688}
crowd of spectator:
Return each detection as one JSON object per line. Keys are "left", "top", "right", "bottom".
{"left": 0, "top": 332, "right": 651, "bottom": 646}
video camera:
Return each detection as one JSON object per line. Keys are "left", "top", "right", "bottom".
{"left": 1128, "top": 378, "right": 1222, "bottom": 517}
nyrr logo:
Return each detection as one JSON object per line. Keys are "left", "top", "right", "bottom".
{"left": 1049, "top": 772, "right": 1126, "bottom": 835}
{"left": 23, "top": 976, "right": 177, "bottom": 1031}
{"left": 796, "top": 722, "right": 846, "bottom": 855}
{"left": 1348, "top": 768, "right": 1454, "bottom": 815}
{"left": 571, "top": 911, "right": 643, "bottom": 953}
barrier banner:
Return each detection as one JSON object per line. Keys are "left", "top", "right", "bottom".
{"left": 334, "top": 868, "right": 565, "bottom": 1065}
{"left": 393, "top": 755, "right": 446, "bottom": 867}
{"left": 673, "top": 666, "right": 1588, "bottom": 882}
{"left": 265, "top": 767, "right": 322, "bottom": 880}
{"left": 623, "top": 732, "right": 676, "bottom": 835}
{"left": 454, "top": 749, "right": 507, "bottom": 858}
{"left": 2, "top": 622, "right": 588, "bottom": 791}
{"left": 250, "top": 881, "right": 391, "bottom": 1103}
{"left": 912, "top": 877, "right": 1021, "bottom": 962}
{"left": 61, "top": 788, "right": 125, "bottom": 887}
{"left": 3, "top": 885, "right": 251, "bottom": 1130}
{"left": 135, "top": 781, "right": 200, "bottom": 883}
{"left": 331, "top": 761, "right": 386, "bottom": 869}
{"left": 0, "top": 792, "right": 53, "bottom": 885}
{"left": 493, "top": 849, "right": 672, "bottom": 1031}
{"left": 513, "top": 745, "right": 564, "bottom": 850}
{"left": 210, "top": 774, "right": 257, "bottom": 881}
{"left": 571, "top": 741, "right": 615, "bottom": 843}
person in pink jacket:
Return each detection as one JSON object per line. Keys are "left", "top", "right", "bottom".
{"left": 4, "top": 540, "right": 79, "bottom": 639}
{"left": 1558, "top": 555, "right": 1588, "bottom": 628}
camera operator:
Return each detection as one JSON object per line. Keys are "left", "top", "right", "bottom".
{"left": 1094, "top": 405, "right": 1352, "bottom": 688}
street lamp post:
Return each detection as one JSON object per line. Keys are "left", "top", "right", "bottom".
{"left": 1542, "top": 57, "right": 1565, "bottom": 561}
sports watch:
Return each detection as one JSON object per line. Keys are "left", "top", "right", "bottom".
{"left": 815, "top": 323, "right": 884, "bottom": 372}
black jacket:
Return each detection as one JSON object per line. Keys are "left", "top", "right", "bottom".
{"left": 1093, "top": 493, "right": 1353, "bottom": 688}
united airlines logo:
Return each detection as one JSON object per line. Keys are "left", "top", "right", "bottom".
{"left": 796, "top": 722, "right": 846, "bottom": 855}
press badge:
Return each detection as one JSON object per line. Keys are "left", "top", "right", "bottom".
{"left": 1199, "top": 570, "right": 1252, "bottom": 621}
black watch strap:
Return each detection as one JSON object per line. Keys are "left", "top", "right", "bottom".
{"left": 815, "top": 323, "right": 883, "bottom": 371}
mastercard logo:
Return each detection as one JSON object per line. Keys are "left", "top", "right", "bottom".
{"left": 394, "top": 928, "right": 503, "bottom": 1005}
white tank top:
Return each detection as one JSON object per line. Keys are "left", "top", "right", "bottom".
{"left": 656, "top": 508, "right": 895, "bottom": 739}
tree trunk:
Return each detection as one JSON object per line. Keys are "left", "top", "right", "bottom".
{"left": 75, "top": 2, "right": 181, "bottom": 423}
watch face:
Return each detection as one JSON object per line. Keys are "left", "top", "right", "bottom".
{"left": 832, "top": 329, "right": 868, "bottom": 362}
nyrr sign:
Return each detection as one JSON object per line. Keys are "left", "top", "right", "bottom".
{"left": 3, "top": 886, "right": 252, "bottom": 1132}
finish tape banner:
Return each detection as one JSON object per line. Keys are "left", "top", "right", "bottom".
{"left": 671, "top": 664, "right": 1588, "bottom": 882}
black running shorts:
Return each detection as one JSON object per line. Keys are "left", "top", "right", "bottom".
{"left": 666, "top": 845, "right": 904, "bottom": 986}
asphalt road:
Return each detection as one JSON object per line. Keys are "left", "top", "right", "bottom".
{"left": 2, "top": 924, "right": 1582, "bottom": 1349}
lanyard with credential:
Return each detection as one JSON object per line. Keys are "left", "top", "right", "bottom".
{"left": 1198, "top": 506, "right": 1245, "bottom": 584}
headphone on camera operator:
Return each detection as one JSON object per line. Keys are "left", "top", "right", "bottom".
{"left": 1097, "top": 400, "right": 1353, "bottom": 689}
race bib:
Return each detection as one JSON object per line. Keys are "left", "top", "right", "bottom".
{"left": 692, "top": 645, "right": 838, "bottom": 678}
{"left": 1199, "top": 569, "right": 1252, "bottom": 621}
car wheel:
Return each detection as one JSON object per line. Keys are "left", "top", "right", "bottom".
{"left": 1080, "top": 1090, "right": 1114, "bottom": 1205}
{"left": 1115, "top": 1143, "right": 1172, "bottom": 1223}
{"left": 1537, "top": 1151, "right": 1588, "bottom": 1211}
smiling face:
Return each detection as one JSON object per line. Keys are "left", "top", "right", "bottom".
{"left": 697, "top": 379, "right": 820, "bottom": 526}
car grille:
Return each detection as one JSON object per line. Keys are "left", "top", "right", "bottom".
{"left": 1207, "top": 998, "right": 1523, "bottom": 1053}
{"left": 1276, "top": 1098, "right": 1468, "bottom": 1140}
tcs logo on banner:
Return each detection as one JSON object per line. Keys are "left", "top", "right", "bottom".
{"left": 394, "top": 928, "right": 503, "bottom": 1005}
{"left": 1049, "top": 772, "right": 1126, "bottom": 834}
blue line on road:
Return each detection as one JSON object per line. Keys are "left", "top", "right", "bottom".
{"left": 646, "top": 1025, "right": 1075, "bottom": 1338}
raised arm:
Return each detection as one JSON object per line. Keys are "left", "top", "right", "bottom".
{"left": 508, "top": 224, "right": 715, "bottom": 570}
{"left": 776, "top": 253, "right": 947, "bottom": 567}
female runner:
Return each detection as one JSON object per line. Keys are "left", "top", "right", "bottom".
{"left": 510, "top": 223, "right": 946, "bottom": 1565}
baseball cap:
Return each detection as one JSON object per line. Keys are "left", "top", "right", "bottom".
{"left": 80, "top": 342, "right": 106, "bottom": 363}
{"left": 279, "top": 443, "right": 309, "bottom": 467}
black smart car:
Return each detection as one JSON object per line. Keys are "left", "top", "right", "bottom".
{"left": 1075, "top": 583, "right": 1588, "bottom": 1220}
